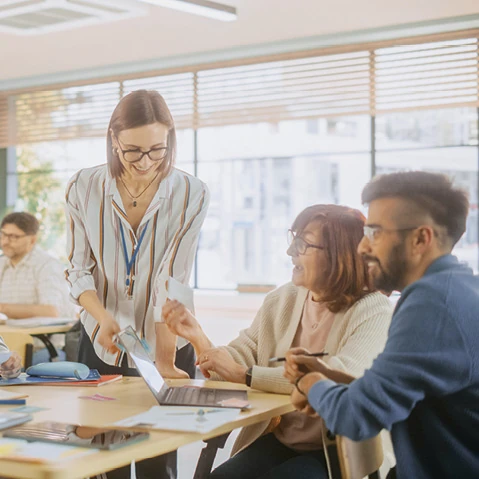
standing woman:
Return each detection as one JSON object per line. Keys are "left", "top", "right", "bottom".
{"left": 65, "top": 89, "right": 209, "bottom": 479}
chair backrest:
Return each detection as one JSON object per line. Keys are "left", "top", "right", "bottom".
{"left": 336, "top": 434, "right": 383, "bottom": 479}
{"left": 1, "top": 332, "right": 34, "bottom": 368}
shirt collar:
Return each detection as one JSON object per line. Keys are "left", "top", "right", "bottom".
{"left": 423, "top": 254, "right": 467, "bottom": 277}
{"left": 3, "top": 246, "right": 36, "bottom": 270}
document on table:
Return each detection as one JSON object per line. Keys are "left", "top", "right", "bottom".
{"left": 0, "top": 438, "right": 97, "bottom": 462}
{"left": 114, "top": 406, "right": 241, "bottom": 434}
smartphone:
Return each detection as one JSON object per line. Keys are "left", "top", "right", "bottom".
{"left": 4, "top": 421, "right": 149, "bottom": 450}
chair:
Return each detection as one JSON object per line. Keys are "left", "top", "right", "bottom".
{"left": 335, "top": 434, "right": 383, "bottom": 479}
{"left": 1, "top": 332, "right": 34, "bottom": 369}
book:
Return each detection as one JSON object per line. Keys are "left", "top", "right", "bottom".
{"left": 45, "top": 374, "right": 123, "bottom": 387}
{"left": 0, "top": 370, "right": 122, "bottom": 387}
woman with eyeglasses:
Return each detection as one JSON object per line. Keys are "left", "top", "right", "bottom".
{"left": 162, "top": 204, "right": 394, "bottom": 479}
{"left": 65, "top": 90, "right": 209, "bottom": 479}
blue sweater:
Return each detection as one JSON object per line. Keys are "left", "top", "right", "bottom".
{"left": 308, "top": 255, "right": 479, "bottom": 478}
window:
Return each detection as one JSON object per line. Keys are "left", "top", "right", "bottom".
{"left": 376, "top": 108, "right": 479, "bottom": 272}
{"left": 2, "top": 31, "right": 478, "bottom": 287}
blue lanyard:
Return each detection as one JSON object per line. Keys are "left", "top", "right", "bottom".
{"left": 119, "top": 220, "right": 149, "bottom": 288}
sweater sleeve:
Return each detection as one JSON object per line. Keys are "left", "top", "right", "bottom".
{"left": 222, "top": 291, "right": 294, "bottom": 394}
{"left": 307, "top": 285, "right": 472, "bottom": 441}
{"left": 328, "top": 299, "right": 391, "bottom": 377}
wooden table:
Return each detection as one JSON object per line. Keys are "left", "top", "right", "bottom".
{"left": 0, "top": 377, "right": 293, "bottom": 479}
{"left": 0, "top": 323, "right": 75, "bottom": 365}
{"left": 0, "top": 324, "right": 74, "bottom": 336}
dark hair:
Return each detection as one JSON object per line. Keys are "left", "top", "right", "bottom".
{"left": 291, "top": 204, "right": 371, "bottom": 313}
{"left": 1, "top": 212, "right": 39, "bottom": 235}
{"left": 362, "top": 171, "right": 469, "bottom": 246}
{"left": 107, "top": 90, "right": 177, "bottom": 178}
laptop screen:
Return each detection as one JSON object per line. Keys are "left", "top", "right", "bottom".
{"left": 117, "top": 326, "right": 165, "bottom": 396}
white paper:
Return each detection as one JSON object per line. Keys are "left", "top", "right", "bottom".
{"left": 167, "top": 277, "right": 195, "bottom": 350}
{"left": 114, "top": 405, "right": 240, "bottom": 434}
{"left": 0, "top": 352, "right": 12, "bottom": 364}
{"left": 167, "top": 277, "right": 194, "bottom": 312}
{"left": 0, "top": 438, "right": 97, "bottom": 462}
{"left": 0, "top": 389, "right": 25, "bottom": 400}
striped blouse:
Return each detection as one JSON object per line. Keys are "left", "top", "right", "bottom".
{"left": 65, "top": 164, "right": 210, "bottom": 366}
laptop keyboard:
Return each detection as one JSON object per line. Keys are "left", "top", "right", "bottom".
{"left": 166, "top": 386, "right": 217, "bottom": 405}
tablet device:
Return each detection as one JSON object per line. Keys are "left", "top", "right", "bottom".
{"left": 4, "top": 421, "right": 149, "bottom": 450}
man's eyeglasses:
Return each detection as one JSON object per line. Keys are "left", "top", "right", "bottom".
{"left": 287, "top": 230, "right": 325, "bottom": 255}
{"left": 117, "top": 138, "right": 168, "bottom": 163}
{"left": 0, "top": 231, "right": 27, "bottom": 242}
{"left": 363, "top": 225, "right": 419, "bottom": 243}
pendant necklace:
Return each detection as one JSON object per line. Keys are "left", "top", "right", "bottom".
{"left": 119, "top": 172, "right": 160, "bottom": 207}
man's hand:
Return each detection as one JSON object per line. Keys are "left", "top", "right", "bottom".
{"left": 284, "top": 347, "right": 331, "bottom": 383}
{"left": 197, "top": 347, "right": 247, "bottom": 383}
{"left": 0, "top": 352, "right": 22, "bottom": 379}
{"left": 96, "top": 315, "right": 121, "bottom": 354}
{"left": 290, "top": 372, "right": 327, "bottom": 417}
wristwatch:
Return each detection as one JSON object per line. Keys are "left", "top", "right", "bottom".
{"left": 245, "top": 367, "right": 253, "bottom": 387}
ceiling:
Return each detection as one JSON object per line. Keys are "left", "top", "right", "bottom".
{"left": 0, "top": 0, "right": 478, "bottom": 84}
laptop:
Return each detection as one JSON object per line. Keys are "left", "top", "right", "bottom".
{"left": 117, "top": 326, "right": 249, "bottom": 409}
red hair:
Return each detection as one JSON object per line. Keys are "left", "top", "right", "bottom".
{"left": 291, "top": 204, "right": 371, "bottom": 312}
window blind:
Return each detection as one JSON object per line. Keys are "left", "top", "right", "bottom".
{"left": 0, "top": 30, "right": 478, "bottom": 147}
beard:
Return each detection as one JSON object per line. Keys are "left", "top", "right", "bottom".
{"left": 365, "top": 242, "right": 408, "bottom": 292}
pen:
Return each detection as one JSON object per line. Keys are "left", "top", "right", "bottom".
{"left": 268, "top": 352, "right": 329, "bottom": 363}
{"left": 0, "top": 399, "right": 26, "bottom": 405}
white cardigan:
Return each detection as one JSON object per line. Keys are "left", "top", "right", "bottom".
{"left": 216, "top": 283, "right": 393, "bottom": 456}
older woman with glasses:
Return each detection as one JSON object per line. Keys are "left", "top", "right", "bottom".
{"left": 65, "top": 90, "right": 209, "bottom": 479}
{"left": 162, "top": 204, "right": 394, "bottom": 479}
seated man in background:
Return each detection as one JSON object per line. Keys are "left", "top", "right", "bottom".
{"left": 0, "top": 335, "right": 21, "bottom": 378}
{"left": 288, "top": 171, "right": 479, "bottom": 479}
{"left": 0, "top": 212, "right": 74, "bottom": 320}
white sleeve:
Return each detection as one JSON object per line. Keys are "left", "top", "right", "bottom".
{"left": 64, "top": 173, "right": 97, "bottom": 304}
{"left": 152, "top": 181, "right": 210, "bottom": 322}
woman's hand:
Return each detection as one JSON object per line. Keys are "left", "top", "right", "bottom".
{"left": 284, "top": 347, "right": 331, "bottom": 383}
{"left": 0, "top": 351, "right": 22, "bottom": 379}
{"left": 162, "top": 300, "right": 202, "bottom": 343}
{"left": 97, "top": 315, "right": 121, "bottom": 354}
{"left": 156, "top": 364, "right": 190, "bottom": 379}
{"left": 197, "top": 347, "right": 247, "bottom": 383}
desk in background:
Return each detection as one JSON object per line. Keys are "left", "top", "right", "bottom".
{"left": 0, "top": 377, "right": 293, "bottom": 479}
{"left": 0, "top": 323, "right": 75, "bottom": 366}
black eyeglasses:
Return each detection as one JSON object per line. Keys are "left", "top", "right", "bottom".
{"left": 0, "top": 231, "right": 28, "bottom": 242}
{"left": 287, "top": 230, "right": 325, "bottom": 255}
{"left": 116, "top": 138, "right": 168, "bottom": 163}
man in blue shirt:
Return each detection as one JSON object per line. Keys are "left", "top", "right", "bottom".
{"left": 288, "top": 171, "right": 479, "bottom": 478}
